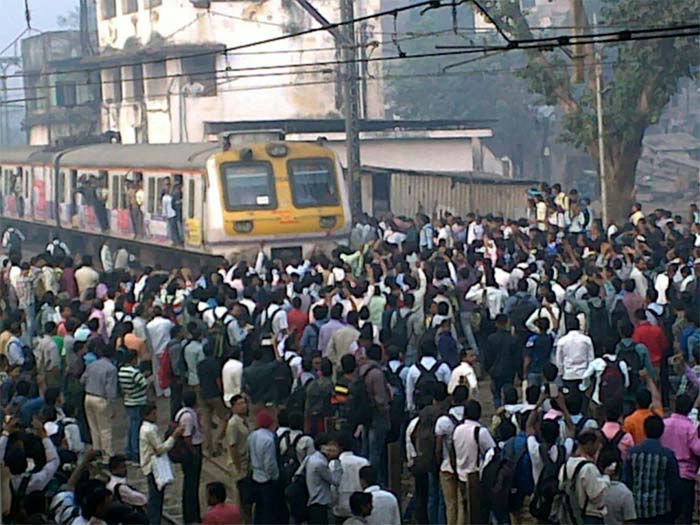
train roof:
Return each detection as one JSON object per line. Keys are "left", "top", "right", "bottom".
{"left": 58, "top": 143, "right": 219, "bottom": 171}
{"left": 0, "top": 143, "right": 219, "bottom": 171}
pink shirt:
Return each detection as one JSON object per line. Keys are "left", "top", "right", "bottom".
{"left": 601, "top": 421, "right": 635, "bottom": 461}
{"left": 659, "top": 413, "right": 700, "bottom": 480}
{"left": 202, "top": 503, "right": 241, "bottom": 525}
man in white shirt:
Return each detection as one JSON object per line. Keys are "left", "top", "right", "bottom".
{"left": 146, "top": 306, "right": 174, "bottom": 397}
{"left": 221, "top": 349, "right": 243, "bottom": 408}
{"left": 435, "top": 386, "right": 468, "bottom": 525}
{"left": 359, "top": 465, "right": 401, "bottom": 525}
{"left": 448, "top": 350, "right": 478, "bottom": 397}
{"left": 331, "top": 433, "right": 370, "bottom": 520}
{"left": 555, "top": 317, "right": 594, "bottom": 391}
{"left": 451, "top": 400, "right": 495, "bottom": 524}
{"left": 629, "top": 257, "right": 648, "bottom": 301}
{"left": 405, "top": 342, "right": 451, "bottom": 412}
{"left": 106, "top": 454, "right": 148, "bottom": 508}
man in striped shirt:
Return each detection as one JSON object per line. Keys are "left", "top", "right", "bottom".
{"left": 118, "top": 350, "right": 149, "bottom": 462}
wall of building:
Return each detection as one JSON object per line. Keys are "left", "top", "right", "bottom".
{"left": 96, "top": 0, "right": 385, "bottom": 143}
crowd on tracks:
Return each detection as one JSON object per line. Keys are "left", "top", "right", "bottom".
{"left": 0, "top": 182, "right": 699, "bottom": 525}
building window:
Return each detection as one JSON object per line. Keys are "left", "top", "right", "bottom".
{"left": 122, "top": 0, "right": 138, "bottom": 14}
{"left": 181, "top": 55, "right": 218, "bottom": 96}
{"left": 101, "top": 0, "right": 117, "bottom": 19}
{"left": 145, "top": 0, "right": 162, "bottom": 7}
{"left": 147, "top": 177, "right": 156, "bottom": 214}
{"left": 58, "top": 172, "right": 66, "bottom": 203}
{"left": 104, "top": 67, "right": 122, "bottom": 103}
{"left": 145, "top": 61, "right": 167, "bottom": 97}
{"left": 56, "top": 81, "right": 77, "bottom": 107}
{"left": 521, "top": 0, "right": 536, "bottom": 8}
{"left": 125, "top": 64, "right": 144, "bottom": 101}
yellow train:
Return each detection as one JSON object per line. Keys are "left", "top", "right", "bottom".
{"left": 0, "top": 136, "right": 351, "bottom": 260}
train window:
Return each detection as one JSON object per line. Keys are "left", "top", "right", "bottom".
{"left": 188, "top": 179, "right": 195, "bottom": 219}
{"left": 287, "top": 158, "right": 339, "bottom": 208}
{"left": 220, "top": 162, "right": 276, "bottom": 211}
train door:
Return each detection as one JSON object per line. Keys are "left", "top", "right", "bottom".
{"left": 17, "top": 167, "right": 27, "bottom": 218}
{"left": 109, "top": 172, "right": 130, "bottom": 236}
{"left": 184, "top": 174, "right": 203, "bottom": 247}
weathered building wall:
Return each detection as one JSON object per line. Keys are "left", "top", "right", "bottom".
{"left": 96, "top": 0, "right": 385, "bottom": 143}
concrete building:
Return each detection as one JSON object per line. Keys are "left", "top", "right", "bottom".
{"left": 21, "top": 31, "right": 103, "bottom": 145}
{"left": 91, "top": 0, "right": 385, "bottom": 144}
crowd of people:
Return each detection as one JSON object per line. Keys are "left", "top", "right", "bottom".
{"left": 0, "top": 182, "right": 698, "bottom": 525}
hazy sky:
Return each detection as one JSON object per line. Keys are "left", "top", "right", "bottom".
{"left": 2, "top": 0, "right": 78, "bottom": 50}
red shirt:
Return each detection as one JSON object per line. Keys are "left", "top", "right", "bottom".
{"left": 287, "top": 308, "right": 309, "bottom": 342}
{"left": 632, "top": 321, "right": 668, "bottom": 367}
{"left": 202, "top": 503, "right": 241, "bottom": 525}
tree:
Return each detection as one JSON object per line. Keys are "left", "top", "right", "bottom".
{"left": 387, "top": 11, "right": 542, "bottom": 178}
{"left": 481, "top": 0, "right": 700, "bottom": 222}
{"left": 57, "top": 5, "right": 80, "bottom": 30}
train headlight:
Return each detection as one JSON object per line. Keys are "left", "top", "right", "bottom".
{"left": 234, "top": 220, "right": 254, "bottom": 233}
{"left": 319, "top": 215, "right": 337, "bottom": 229}
{"left": 266, "top": 143, "right": 288, "bottom": 157}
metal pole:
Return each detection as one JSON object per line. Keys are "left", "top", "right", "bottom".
{"left": 340, "top": 0, "right": 362, "bottom": 214}
{"left": 593, "top": 14, "right": 607, "bottom": 226}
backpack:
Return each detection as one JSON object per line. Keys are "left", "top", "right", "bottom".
{"left": 166, "top": 409, "right": 195, "bottom": 464}
{"left": 9, "top": 339, "right": 35, "bottom": 372}
{"left": 414, "top": 361, "right": 441, "bottom": 401}
{"left": 254, "top": 307, "right": 283, "bottom": 349}
{"left": 588, "top": 301, "right": 612, "bottom": 356}
{"left": 284, "top": 458, "right": 309, "bottom": 524}
{"left": 8, "top": 473, "right": 32, "bottom": 522}
{"left": 286, "top": 378, "right": 310, "bottom": 416}
{"left": 510, "top": 296, "right": 537, "bottom": 335}
{"left": 390, "top": 311, "right": 410, "bottom": 349}
{"left": 529, "top": 444, "right": 566, "bottom": 521}
{"left": 385, "top": 365, "right": 406, "bottom": 443}
{"left": 7, "top": 229, "right": 21, "bottom": 249}
{"left": 481, "top": 439, "right": 529, "bottom": 512}
{"left": 598, "top": 356, "right": 625, "bottom": 404}
{"left": 210, "top": 313, "right": 234, "bottom": 359}
{"left": 617, "top": 341, "right": 642, "bottom": 394}
{"left": 610, "top": 297, "right": 629, "bottom": 331}
{"left": 410, "top": 406, "right": 443, "bottom": 475}
{"left": 278, "top": 431, "right": 304, "bottom": 487}
{"left": 552, "top": 460, "right": 593, "bottom": 525}
{"left": 273, "top": 356, "right": 295, "bottom": 404}
{"left": 347, "top": 365, "right": 378, "bottom": 428}
{"left": 600, "top": 429, "right": 625, "bottom": 463}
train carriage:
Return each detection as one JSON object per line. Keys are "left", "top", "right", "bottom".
{"left": 0, "top": 139, "right": 351, "bottom": 261}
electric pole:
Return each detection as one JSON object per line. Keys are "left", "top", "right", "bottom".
{"left": 340, "top": 0, "right": 362, "bottom": 214}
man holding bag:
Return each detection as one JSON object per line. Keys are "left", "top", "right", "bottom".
{"left": 140, "top": 403, "right": 184, "bottom": 525}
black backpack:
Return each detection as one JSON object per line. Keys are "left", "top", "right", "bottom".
{"left": 610, "top": 297, "right": 629, "bottom": 331}
{"left": 8, "top": 473, "right": 32, "bottom": 523}
{"left": 390, "top": 311, "right": 410, "bottom": 349}
{"left": 9, "top": 339, "right": 35, "bottom": 372}
{"left": 414, "top": 361, "right": 441, "bottom": 401}
{"left": 530, "top": 444, "right": 566, "bottom": 521}
{"left": 600, "top": 429, "right": 625, "bottom": 463}
{"left": 278, "top": 431, "right": 304, "bottom": 487}
{"left": 254, "top": 307, "right": 284, "bottom": 349}
{"left": 510, "top": 296, "right": 537, "bottom": 335}
{"left": 385, "top": 365, "right": 406, "bottom": 443}
{"left": 284, "top": 459, "right": 309, "bottom": 524}
{"left": 598, "top": 357, "right": 625, "bottom": 405}
{"left": 410, "top": 406, "right": 442, "bottom": 475}
{"left": 617, "top": 341, "right": 642, "bottom": 394}
{"left": 347, "top": 365, "right": 378, "bottom": 428}
{"left": 481, "top": 440, "right": 528, "bottom": 512}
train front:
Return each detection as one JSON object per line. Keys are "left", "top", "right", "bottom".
{"left": 204, "top": 141, "right": 351, "bottom": 260}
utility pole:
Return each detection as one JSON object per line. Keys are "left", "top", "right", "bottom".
{"left": 293, "top": 0, "right": 362, "bottom": 213}
{"left": 339, "top": 0, "right": 362, "bottom": 214}
{"left": 0, "top": 58, "right": 20, "bottom": 146}
{"left": 593, "top": 14, "right": 608, "bottom": 226}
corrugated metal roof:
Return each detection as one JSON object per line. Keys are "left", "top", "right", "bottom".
{"left": 361, "top": 165, "right": 537, "bottom": 186}
{"left": 58, "top": 143, "right": 218, "bottom": 171}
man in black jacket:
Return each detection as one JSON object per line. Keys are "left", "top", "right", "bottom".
{"left": 484, "top": 314, "right": 519, "bottom": 408}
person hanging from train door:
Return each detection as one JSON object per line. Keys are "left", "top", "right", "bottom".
{"left": 126, "top": 176, "right": 145, "bottom": 239}
{"left": 172, "top": 175, "right": 184, "bottom": 245}
{"left": 93, "top": 174, "right": 110, "bottom": 232}
{"left": 1, "top": 226, "right": 24, "bottom": 260}
{"left": 162, "top": 178, "right": 182, "bottom": 247}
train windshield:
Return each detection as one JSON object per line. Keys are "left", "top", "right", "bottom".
{"left": 288, "top": 158, "right": 339, "bottom": 208}
{"left": 221, "top": 162, "right": 276, "bottom": 210}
